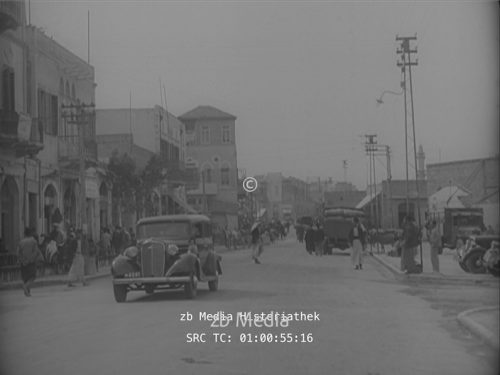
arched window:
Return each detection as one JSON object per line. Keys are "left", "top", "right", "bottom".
{"left": 71, "top": 83, "right": 75, "bottom": 99}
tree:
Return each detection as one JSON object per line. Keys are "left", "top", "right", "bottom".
{"left": 107, "top": 150, "right": 140, "bottom": 225}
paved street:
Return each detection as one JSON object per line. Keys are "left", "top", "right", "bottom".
{"left": 1, "top": 237, "right": 498, "bottom": 375}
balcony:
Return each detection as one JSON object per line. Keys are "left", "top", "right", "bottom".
{"left": 0, "top": 1, "right": 22, "bottom": 34}
{"left": 0, "top": 110, "right": 44, "bottom": 156}
{"left": 58, "top": 136, "right": 97, "bottom": 165}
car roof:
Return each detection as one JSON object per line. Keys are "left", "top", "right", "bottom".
{"left": 137, "top": 214, "right": 211, "bottom": 225}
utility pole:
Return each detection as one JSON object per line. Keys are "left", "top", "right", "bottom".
{"left": 61, "top": 102, "right": 95, "bottom": 234}
{"left": 365, "top": 134, "right": 378, "bottom": 232}
{"left": 397, "top": 34, "right": 423, "bottom": 267}
{"left": 342, "top": 160, "right": 348, "bottom": 183}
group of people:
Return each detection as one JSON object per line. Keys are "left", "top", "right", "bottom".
{"left": 17, "top": 225, "right": 91, "bottom": 296}
{"left": 304, "top": 223, "right": 326, "bottom": 256}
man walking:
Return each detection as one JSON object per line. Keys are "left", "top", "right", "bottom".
{"left": 17, "top": 227, "right": 43, "bottom": 296}
{"left": 251, "top": 221, "right": 263, "bottom": 264}
{"left": 349, "top": 217, "right": 366, "bottom": 270}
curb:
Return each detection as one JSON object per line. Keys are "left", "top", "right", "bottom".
{"left": 0, "top": 271, "right": 111, "bottom": 291}
{"left": 457, "top": 307, "right": 500, "bottom": 351}
{"left": 371, "top": 254, "right": 499, "bottom": 286}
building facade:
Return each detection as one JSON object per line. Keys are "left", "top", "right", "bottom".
{"left": 427, "top": 156, "right": 499, "bottom": 203}
{"left": 1, "top": 1, "right": 107, "bottom": 250}
{"left": 179, "top": 105, "right": 239, "bottom": 229}
{"left": 96, "top": 107, "right": 192, "bottom": 227}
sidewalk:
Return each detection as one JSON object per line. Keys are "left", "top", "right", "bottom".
{"left": 0, "top": 265, "right": 112, "bottom": 291}
{"left": 0, "top": 244, "right": 235, "bottom": 291}
{"left": 370, "top": 242, "right": 500, "bottom": 350}
{"left": 371, "top": 242, "right": 500, "bottom": 286}
{"left": 458, "top": 306, "right": 500, "bottom": 351}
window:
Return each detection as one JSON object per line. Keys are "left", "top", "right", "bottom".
{"left": 221, "top": 167, "right": 230, "bottom": 186}
{"left": 201, "top": 126, "right": 210, "bottom": 144}
{"left": 222, "top": 125, "right": 231, "bottom": 144}
{"left": 203, "top": 168, "right": 212, "bottom": 183}
{"left": 2, "top": 67, "right": 15, "bottom": 111}
{"left": 71, "top": 83, "right": 75, "bottom": 99}
{"left": 38, "top": 89, "right": 58, "bottom": 136}
{"left": 65, "top": 81, "right": 70, "bottom": 98}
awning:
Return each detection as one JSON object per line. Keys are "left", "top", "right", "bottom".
{"left": 355, "top": 191, "right": 381, "bottom": 209}
{"left": 168, "top": 193, "right": 198, "bottom": 214}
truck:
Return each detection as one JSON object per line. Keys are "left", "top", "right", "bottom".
{"left": 322, "top": 207, "right": 365, "bottom": 253}
{"left": 430, "top": 207, "right": 485, "bottom": 249}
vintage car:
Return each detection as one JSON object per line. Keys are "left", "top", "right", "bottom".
{"left": 322, "top": 207, "right": 365, "bottom": 252}
{"left": 457, "top": 233, "right": 500, "bottom": 275}
{"left": 111, "top": 214, "right": 222, "bottom": 302}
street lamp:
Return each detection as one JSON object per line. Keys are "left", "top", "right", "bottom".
{"left": 375, "top": 89, "right": 403, "bottom": 106}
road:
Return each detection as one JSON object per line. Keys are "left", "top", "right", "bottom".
{"left": 0, "top": 237, "right": 498, "bottom": 375}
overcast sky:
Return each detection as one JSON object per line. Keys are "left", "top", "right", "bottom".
{"left": 30, "top": 0, "right": 499, "bottom": 189}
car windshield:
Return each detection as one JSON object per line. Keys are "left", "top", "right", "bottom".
{"left": 137, "top": 221, "right": 190, "bottom": 240}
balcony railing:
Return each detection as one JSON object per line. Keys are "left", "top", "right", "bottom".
{"left": 0, "top": 110, "right": 44, "bottom": 156}
{"left": 58, "top": 136, "right": 97, "bottom": 162}
{"left": 0, "top": 0, "right": 22, "bottom": 33}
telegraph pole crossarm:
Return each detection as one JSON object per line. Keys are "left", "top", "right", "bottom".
{"left": 61, "top": 102, "right": 96, "bottom": 235}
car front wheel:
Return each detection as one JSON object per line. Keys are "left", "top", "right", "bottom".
{"left": 464, "top": 249, "right": 486, "bottom": 274}
{"left": 113, "top": 284, "right": 127, "bottom": 303}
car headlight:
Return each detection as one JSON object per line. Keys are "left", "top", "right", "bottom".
{"left": 124, "top": 246, "right": 139, "bottom": 259}
{"left": 167, "top": 244, "right": 179, "bottom": 256}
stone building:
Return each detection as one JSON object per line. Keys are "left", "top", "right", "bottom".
{"left": 1, "top": 1, "right": 107, "bottom": 250}
{"left": 179, "top": 106, "right": 239, "bottom": 229}
{"left": 96, "top": 107, "right": 193, "bottom": 227}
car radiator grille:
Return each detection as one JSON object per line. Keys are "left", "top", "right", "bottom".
{"left": 141, "top": 243, "right": 166, "bottom": 277}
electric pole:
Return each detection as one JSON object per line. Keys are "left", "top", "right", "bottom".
{"left": 61, "top": 102, "right": 95, "bottom": 234}
{"left": 342, "top": 160, "right": 348, "bottom": 183}
{"left": 365, "top": 134, "right": 378, "bottom": 233}
{"left": 396, "top": 34, "right": 423, "bottom": 267}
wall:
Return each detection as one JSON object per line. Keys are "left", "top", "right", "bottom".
{"left": 185, "top": 117, "right": 238, "bottom": 204}
{"left": 427, "top": 157, "right": 499, "bottom": 201}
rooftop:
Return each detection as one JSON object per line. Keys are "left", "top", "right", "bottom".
{"left": 179, "top": 105, "right": 236, "bottom": 121}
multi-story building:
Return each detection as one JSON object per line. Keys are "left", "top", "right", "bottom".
{"left": 27, "top": 25, "right": 103, "bottom": 240}
{"left": 96, "top": 106, "right": 193, "bottom": 226}
{"left": 1, "top": 1, "right": 106, "bottom": 250}
{"left": 179, "top": 105, "right": 239, "bottom": 229}
{"left": 1, "top": 0, "right": 43, "bottom": 252}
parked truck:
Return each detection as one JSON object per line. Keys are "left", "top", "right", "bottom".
{"left": 430, "top": 207, "right": 485, "bottom": 249}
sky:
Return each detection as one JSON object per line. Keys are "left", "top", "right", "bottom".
{"left": 29, "top": 0, "right": 499, "bottom": 189}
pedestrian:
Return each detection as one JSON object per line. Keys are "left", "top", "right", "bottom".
{"left": 314, "top": 224, "right": 325, "bottom": 256}
{"left": 67, "top": 230, "right": 88, "bottom": 287}
{"left": 111, "top": 226, "right": 124, "bottom": 256}
{"left": 428, "top": 220, "right": 442, "bottom": 274}
{"left": 17, "top": 227, "right": 43, "bottom": 296}
{"left": 400, "top": 215, "right": 421, "bottom": 274}
{"left": 100, "top": 228, "right": 112, "bottom": 263}
{"left": 304, "top": 225, "right": 315, "bottom": 255}
{"left": 128, "top": 227, "right": 137, "bottom": 246}
{"left": 251, "top": 221, "right": 263, "bottom": 264}
{"left": 349, "top": 217, "right": 366, "bottom": 270}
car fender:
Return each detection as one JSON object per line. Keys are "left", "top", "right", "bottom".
{"left": 165, "top": 252, "right": 197, "bottom": 277}
{"left": 111, "top": 255, "right": 140, "bottom": 277}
